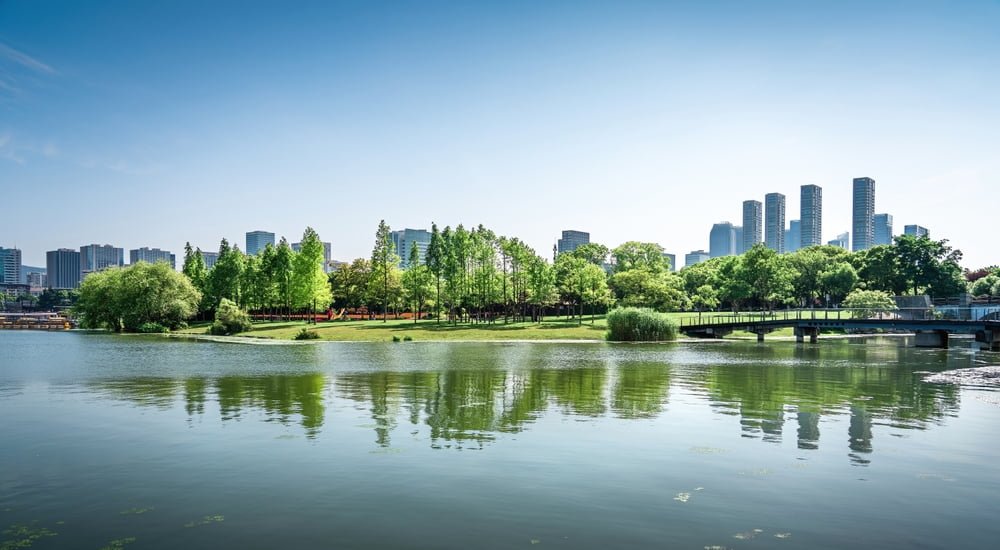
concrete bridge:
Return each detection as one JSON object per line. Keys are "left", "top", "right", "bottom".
{"left": 679, "top": 309, "right": 1000, "bottom": 351}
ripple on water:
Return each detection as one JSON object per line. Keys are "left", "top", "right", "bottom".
{"left": 923, "top": 366, "right": 1000, "bottom": 387}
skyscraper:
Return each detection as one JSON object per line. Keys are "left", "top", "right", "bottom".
{"left": 852, "top": 177, "right": 875, "bottom": 251}
{"left": 742, "top": 200, "right": 762, "bottom": 253}
{"left": 904, "top": 225, "right": 929, "bottom": 238}
{"left": 201, "top": 251, "right": 219, "bottom": 270}
{"left": 733, "top": 226, "right": 745, "bottom": 255}
{"left": 685, "top": 250, "right": 710, "bottom": 268}
{"left": 556, "top": 230, "right": 590, "bottom": 255}
{"left": 709, "top": 222, "right": 736, "bottom": 258}
{"left": 874, "top": 214, "right": 894, "bottom": 246}
{"left": 663, "top": 253, "right": 677, "bottom": 272}
{"left": 246, "top": 230, "right": 276, "bottom": 256}
{"left": 764, "top": 193, "right": 786, "bottom": 253}
{"left": 828, "top": 232, "right": 850, "bottom": 250}
{"left": 786, "top": 220, "right": 802, "bottom": 253}
{"left": 130, "top": 248, "right": 176, "bottom": 269}
{"left": 391, "top": 228, "right": 433, "bottom": 268}
{"left": 800, "top": 185, "right": 823, "bottom": 248}
{"left": 0, "top": 247, "right": 21, "bottom": 284}
{"left": 80, "top": 244, "right": 124, "bottom": 274}
{"left": 47, "top": 248, "right": 82, "bottom": 289}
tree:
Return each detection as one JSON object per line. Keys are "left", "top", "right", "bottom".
{"left": 426, "top": 223, "right": 444, "bottom": 323}
{"left": 206, "top": 239, "right": 245, "bottom": 309}
{"left": 330, "top": 258, "right": 372, "bottom": 309}
{"left": 402, "top": 246, "right": 434, "bottom": 323}
{"left": 893, "top": 235, "right": 964, "bottom": 297}
{"left": 818, "top": 262, "right": 859, "bottom": 306}
{"left": 579, "top": 263, "right": 613, "bottom": 323}
{"left": 209, "top": 298, "right": 253, "bottom": 335}
{"left": 570, "top": 243, "right": 611, "bottom": 267}
{"left": 970, "top": 273, "right": 1000, "bottom": 297}
{"left": 843, "top": 289, "right": 897, "bottom": 319}
{"left": 691, "top": 284, "right": 719, "bottom": 312}
{"left": 739, "top": 245, "right": 793, "bottom": 310}
{"left": 370, "top": 220, "right": 401, "bottom": 322}
{"left": 612, "top": 242, "right": 668, "bottom": 274}
{"left": 75, "top": 262, "right": 201, "bottom": 332}
{"left": 182, "top": 242, "right": 208, "bottom": 294}
{"left": 291, "top": 227, "right": 333, "bottom": 315}
{"left": 274, "top": 239, "right": 295, "bottom": 316}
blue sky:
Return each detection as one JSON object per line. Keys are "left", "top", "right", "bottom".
{"left": 2, "top": 0, "right": 998, "bottom": 268}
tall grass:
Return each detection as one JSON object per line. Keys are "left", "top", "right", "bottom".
{"left": 605, "top": 307, "right": 678, "bottom": 342}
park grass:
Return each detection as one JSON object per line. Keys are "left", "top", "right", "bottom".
{"left": 174, "top": 311, "right": 802, "bottom": 342}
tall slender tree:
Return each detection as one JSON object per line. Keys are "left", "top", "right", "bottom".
{"left": 370, "top": 220, "right": 401, "bottom": 322}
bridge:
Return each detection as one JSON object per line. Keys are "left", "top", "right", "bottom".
{"left": 678, "top": 309, "right": 1000, "bottom": 351}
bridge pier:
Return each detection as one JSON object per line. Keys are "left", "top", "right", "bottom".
{"left": 976, "top": 329, "right": 1000, "bottom": 351}
{"left": 795, "top": 326, "right": 819, "bottom": 344}
{"left": 915, "top": 330, "right": 949, "bottom": 349}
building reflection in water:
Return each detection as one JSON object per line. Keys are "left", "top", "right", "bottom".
{"left": 86, "top": 340, "right": 963, "bottom": 461}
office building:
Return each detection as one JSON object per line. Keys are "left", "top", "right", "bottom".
{"left": 0, "top": 247, "right": 21, "bottom": 284}
{"left": 904, "top": 225, "right": 929, "bottom": 238}
{"left": 19, "top": 265, "right": 44, "bottom": 285}
{"left": 742, "top": 200, "right": 763, "bottom": 252}
{"left": 556, "top": 230, "right": 590, "bottom": 255}
{"left": 764, "top": 193, "right": 786, "bottom": 253}
{"left": 201, "top": 251, "right": 219, "bottom": 270}
{"left": 874, "top": 214, "right": 894, "bottom": 246}
{"left": 662, "top": 253, "right": 677, "bottom": 272}
{"left": 246, "top": 230, "right": 276, "bottom": 256}
{"left": 709, "top": 222, "right": 736, "bottom": 258}
{"left": 800, "top": 185, "right": 823, "bottom": 248}
{"left": 392, "top": 228, "right": 433, "bottom": 268}
{"left": 828, "top": 232, "right": 850, "bottom": 250}
{"left": 786, "top": 220, "right": 802, "bottom": 253}
{"left": 130, "top": 248, "right": 176, "bottom": 269}
{"left": 47, "top": 249, "right": 82, "bottom": 289}
{"left": 291, "top": 241, "right": 334, "bottom": 273}
{"left": 852, "top": 177, "right": 875, "bottom": 251}
{"left": 80, "top": 244, "right": 124, "bottom": 274}
{"left": 685, "top": 250, "right": 710, "bottom": 268}
{"left": 733, "top": 226, "right": 745, "bottom": 255}
{"left": 26, "top": 271, "right": 47, "bottom": 290}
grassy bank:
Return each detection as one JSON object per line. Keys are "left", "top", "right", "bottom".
{"left": 175, "top": 310, "right": 804, "bottom": 342}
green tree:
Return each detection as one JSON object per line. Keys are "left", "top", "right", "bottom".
{"left": 739, "top": 244, "right": 793, "bottom": 310}
{"left": 75, "top": 262, "right": 201, "bottom": 332}
{"left": 330, "top": 258, "right": 372, "bottom": 309}
{"left": 691, "top": 284, "right": 719, "bottom": 312}
{"left": 209, "top": 298, "right": 253, "bottom": 335}
{"left": 292, "top": 227, "right": 333, "bottom": 314}
{"left": 206, "top": 239, "right": 245, "bottom": 309}
{"left": 570, "top": 243, "right": 611, "bottom": 267}
{"left": 273, "top": 239, "right": 295, "bottom": 317}
{"left": 426, "top": 223, "right": 445, "bottom": 323}
{"left": 843, "top": 289, "right": 898, "bottom": 319}
{"left": 370, "top": 220, "right": 401, "bottom": 321}
{"left": 818, "top": 262, "right": 859, "bottom": 306}
{"left": 402, "top": 246, "right": 434, "bottom": 323}
{"left": 612, "top": 242, "right": 669, "bottom": 273}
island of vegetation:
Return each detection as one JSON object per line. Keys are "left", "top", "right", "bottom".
{"left": 68, "top": 220, "right": 997, "bottom": 342}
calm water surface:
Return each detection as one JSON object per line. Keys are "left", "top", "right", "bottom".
{"left": 2, "top": 332, "right": 999, "bottom": 549}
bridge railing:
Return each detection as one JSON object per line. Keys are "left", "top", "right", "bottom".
{"left": 676, "top": 308, "right": 988, "bottom": 328}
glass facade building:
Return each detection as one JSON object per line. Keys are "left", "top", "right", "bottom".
{"left": 46, "top": 248, "right": 82, "bottom": 289}
{"left": 246, "top": 231, "right": 276, "bottom": 256}
{"left": 556, "top": 230, "right": 590, "bottom": 256}
{"left": 709, "top": 222, "right": 736, "bottom": 258}
{"left": 874, "top": 213, "right": 894, "bottom": 246}
{"left": 800, "top": 185, "right": 823, "bottom": 248}
{"left": 741, "top": 200, "right": 762, "bottom": 253}
{"left": 852, "top": 177, "right": 875, "bottom": 251}
{"left": 764, "top": 193, "right": 786, "bottom": 253}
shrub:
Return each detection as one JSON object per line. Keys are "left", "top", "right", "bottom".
{"left": 606, "top": 307, "right": 678, "bottom": 342}
{"left": 403, "top": 335, "right": 413, "bottom": 341}
{"left": 137, "top": 322, "right": 168, "bottom": 334}
{"left": 843, "top": 289, "right": 898, "bottom": 319}
{"left": 208, "top": 298, "right": 253, "bottom": 335}
{"left": 294, "top": 328, "right": 321, "bottom": 340}
{"left": 392, "top": 335, "right": 401, "bottom": 342}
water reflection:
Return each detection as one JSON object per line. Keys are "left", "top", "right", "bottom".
{"left": 83, "top": 341, "right": 965, "bottom": 461}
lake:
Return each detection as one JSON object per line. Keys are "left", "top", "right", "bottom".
{"left": 2, "top": 332, "right": 999, "bottom": 549}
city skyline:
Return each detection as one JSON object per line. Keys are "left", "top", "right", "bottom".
{"left": 1, "top": 1, "right": 998, "bottom": 269}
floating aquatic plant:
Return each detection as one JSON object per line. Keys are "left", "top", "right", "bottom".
{"left": 119, "top": 507, "right": 154, "bottom": 516}
{"left": 0, "top": 523, "right": 57, "bottom": 550}
{"left": 183, "top": 515, "right": 224, "bottom": 528}
{"left": 99, "top": 537, "right": 137, "bottom": 550}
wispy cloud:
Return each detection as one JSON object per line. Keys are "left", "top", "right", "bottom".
{"left": 0, "top": 132, "right": 59, "bottom": 164}
{"left": 0, "top": 42, "right": 55, "bottom": 75}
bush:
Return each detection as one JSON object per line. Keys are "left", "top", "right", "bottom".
{"left": 294, "top": 328, "right": 321, "bottom": 340}
{"left": 137, "top": 322, "right": 168, "bottom": 334}
{"left": 403, "top": 335, "right": 413, "bottom": 341}
{"left": 606, "top": 307, "right": 678, "bottom": 342}
{"left": 392, "top": 335, "right": 401, "bottom": 342}
{"left": 208, "top": 298, "right": 253, "bottom": 335}
{"left": 843, "top": 289, "right": 898, "bottom": 319}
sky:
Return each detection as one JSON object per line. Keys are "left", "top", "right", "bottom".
{"left": 1, "top": 0, "right": 998, "bottom": 269}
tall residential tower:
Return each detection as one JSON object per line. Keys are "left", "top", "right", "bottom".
{"left": 852, "top": 177, "right": 875, "bottom": 251}
{"left": 800, "top": 184, "right": 823, "bottom": 248}
{"left": 764, "top": 193, "right": 786, "bottom": 253}
{"left": 742, "top": 200, "right": 762, "bottom": 253}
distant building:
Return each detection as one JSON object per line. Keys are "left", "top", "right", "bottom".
{"left": 201, "top": 251, "right": 219, "bottom": 270}
{"left": 391, "top": 228, "right": 432, "bottom": 268}
{"left": 742, "top": 200, "right": 762, "bottom": 252}
{"left": 709, "top": 222, "right": 736, "bottom": 258}
{"left": 26, "top": 271, "right": 47, "bottom": 290}
{"left": 874, "top": 213, "right": 894, "bottom": 246}
{"left": 291, "top": 241, "right": 334, "bottom": 273}
{"left": 904, "top": 225, "right": 929, "bottom": 238}
{"left": 786, "top": 220, "right": 802, "bottom": 253}
{"left": 130, "top": 248, "right": 176, "bottom": 269}
{"left": 19, "top": 265, "right": 44, "bottom": 285}
{"left": 663, "top": 253, "right": 677, "bottom": 272}
{"left": 80, "top": 244, "right": 124, "bottom": 275}
{"left": 685, "top": 250, "right": 710, "bottom": 268}
{"left": 852, "top": 177, "right": 875, "bottom": 251}
{"left": 733, "top": 226, "right": 745, "bottom": 255}
{"left": 556, "top": 230, "right": 590, "bottom": 256}
{"left": 246, "top": 230, "right": 275, "bottom": 256}
{"left": 0, "top": 247, "right": 21, "bottom": 285}
{"left": 800, "top": 185, "right": 823, "bottom": 248}
{"left": 47, "top": 249, "right": 82, "bottom": 289}
{"left": 828, "top": 232, "right": 850, "bottom": 250}
{"left": 764, "top": 193, "right": 786, "bottom": 253}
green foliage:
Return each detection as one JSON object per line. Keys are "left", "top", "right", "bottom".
{"left": 392, "top": 335, "right": 401, "bottom": 342}
{"left": 970, "top": 273, "right": 1000, "bottom": 296}
{"left": 691, "top": 284, "right": 719, "bottom": 311}
{"left": 402, "top": 246, "right": 434, "bottom": 322}
{"left": 37, "top": 288, "right": 78, "bottom": 310}
{"left": 569, "top": 243, "right": 611, "bottom": 266}
{"left": 291, "top": 227, "right": 333, "bottom": 311}
{"left": 738, "top": 245, "right": 793, "bottom": 309}
{"left": 843, "top": 289, "right": 898, "bottom": 319}
{"left": 819, "top": 262, "right": 859, "bottom": 304}
{"left": 403, "top": 335, "right": 413, "bottom": 341}
{"left": 370, "top": 219, "right": 402, "bottom": 321}
{"left": 75, "top": 261, "right": 201, "bottom": 332}
{"left": 330, "top": 258, "right": 371, "bottom": 309}
{"left": 137, "top": 322, "right": 169, "bottom": 334}
{"left": 208, "top": 298, "right": 252, "bottom": 335}
{"left": 206, "top": 238, "right": 245, "bottom": 309}
{"left": 611, "top": 242, "right": 669, "bottom": 273}
{"left": 605, "top": 307, "right": 678, "bottom": 342}
{"left": 294, "top": 328, "right": 321, "bottom": 340}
